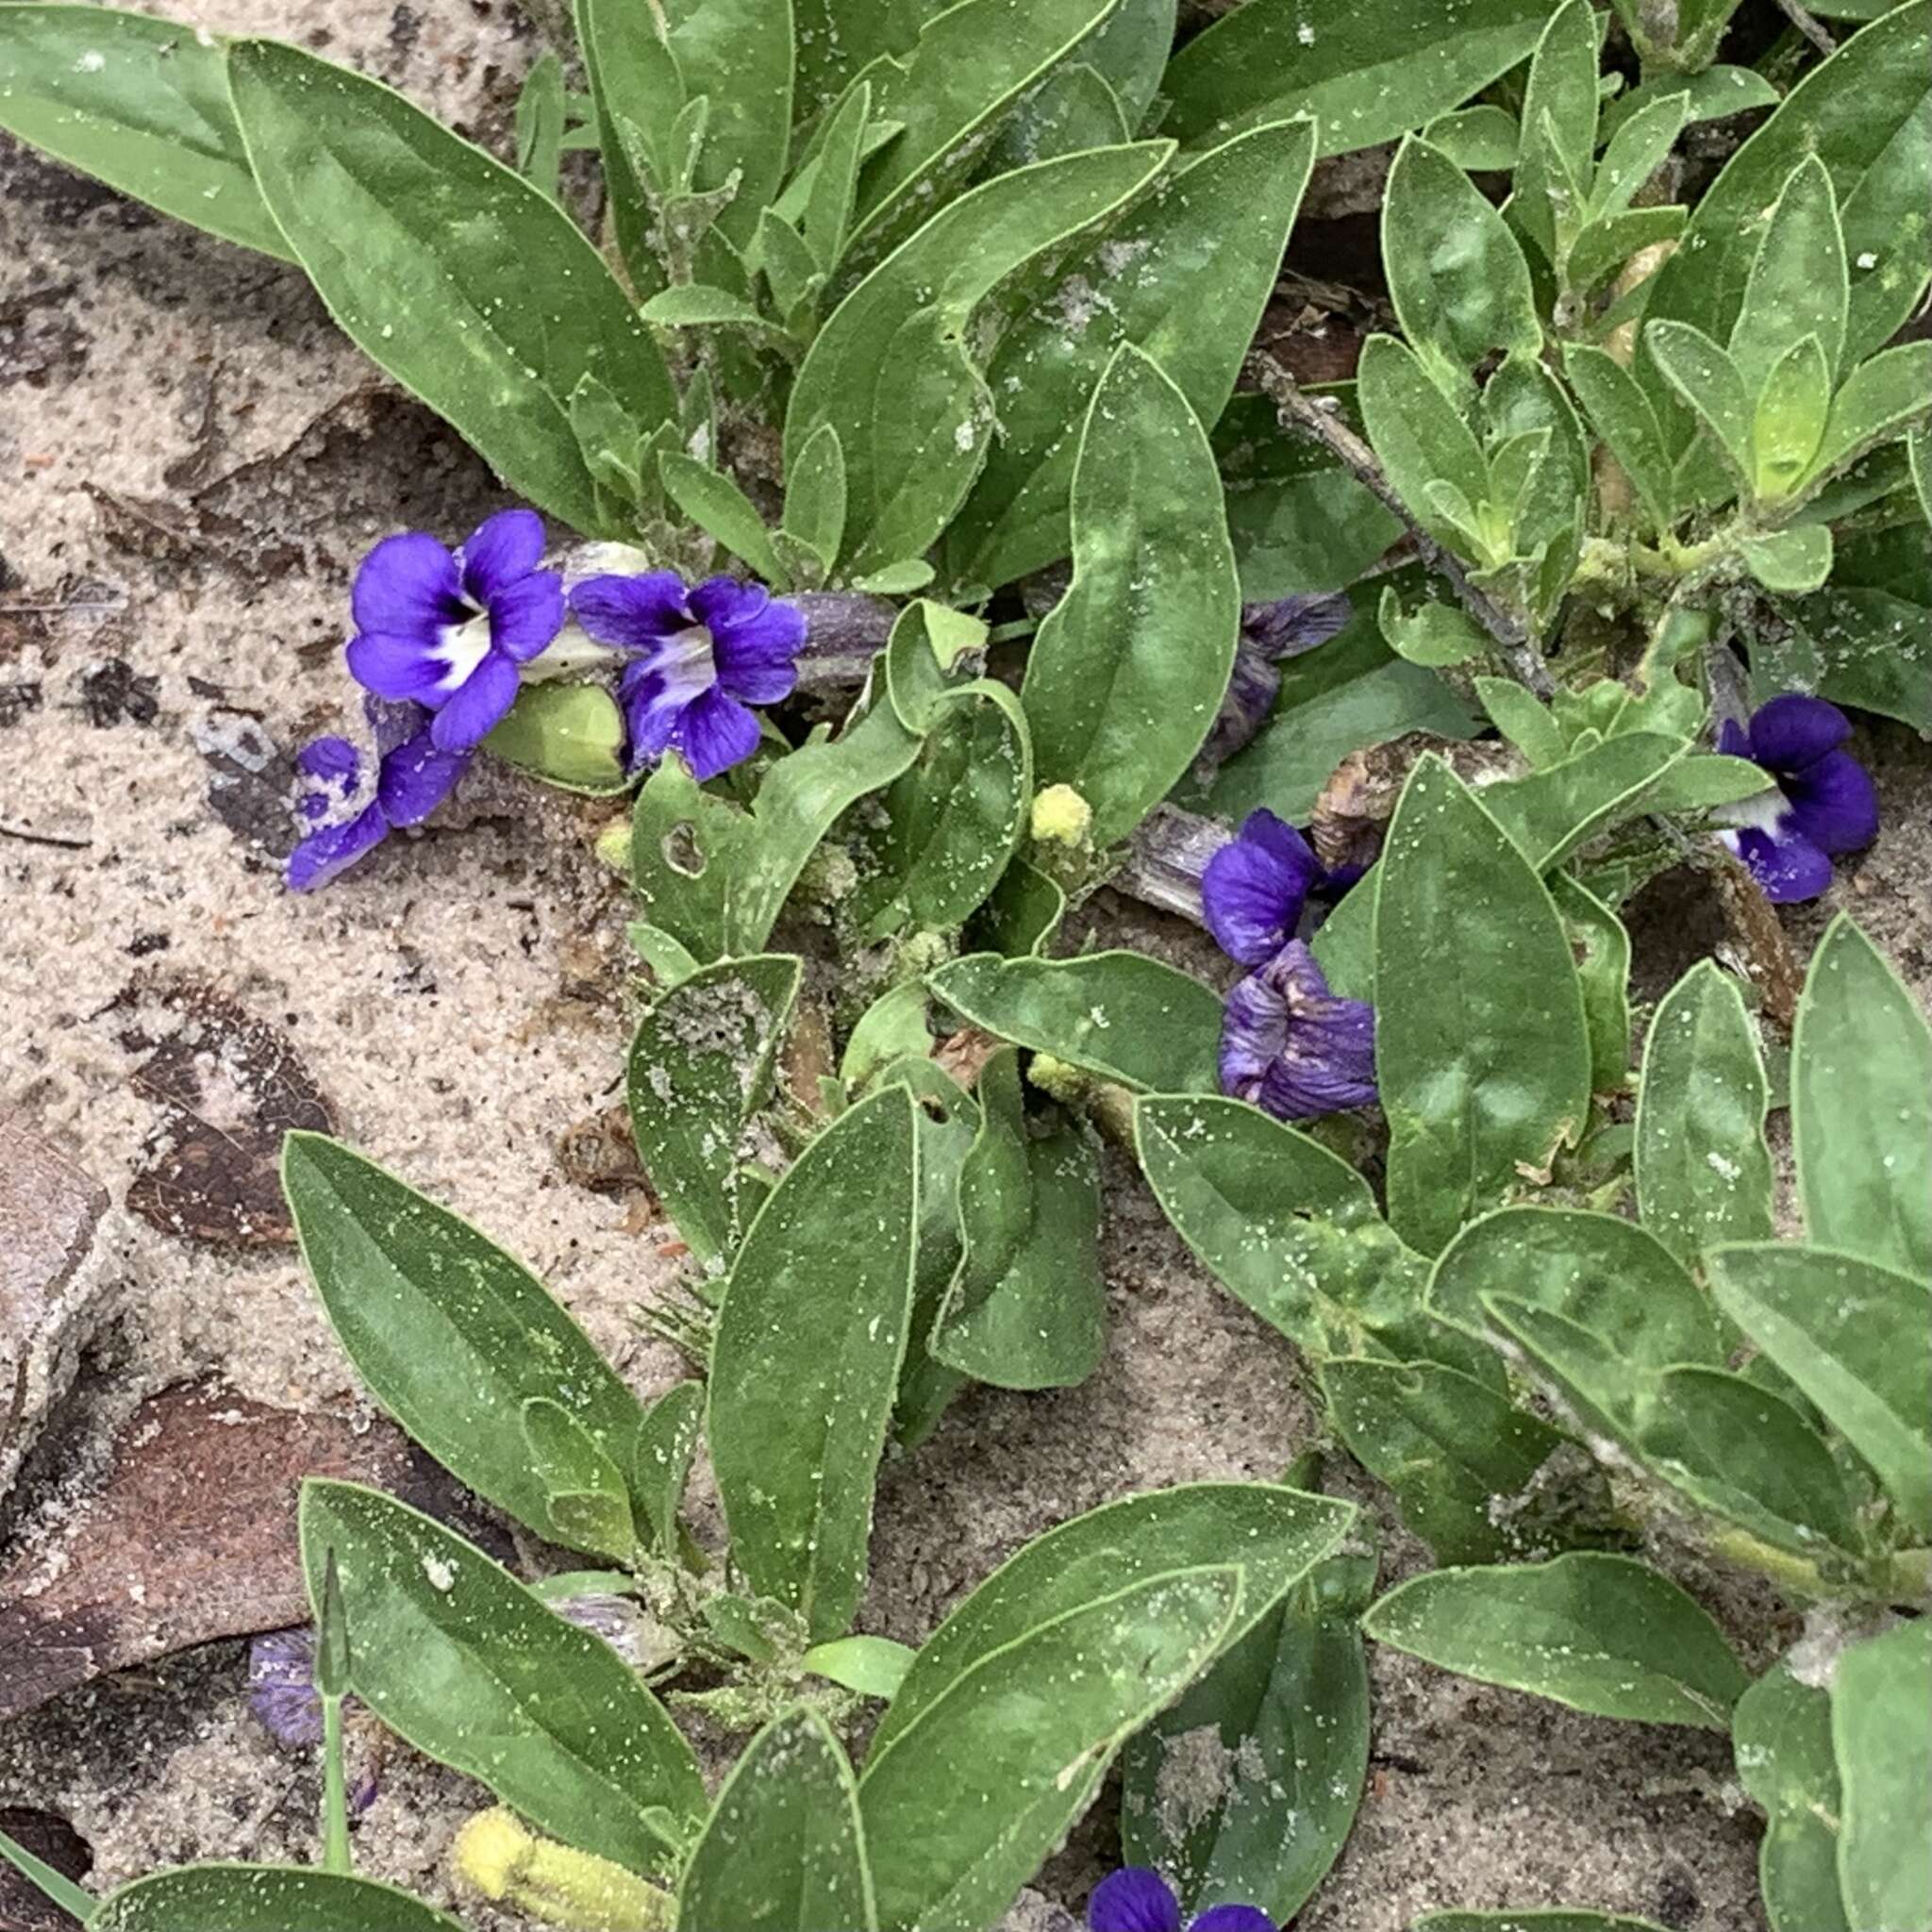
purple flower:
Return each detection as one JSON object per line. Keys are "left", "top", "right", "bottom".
{"left": 344, "top": 508, "right": 563, "bottom": 752}
{"left": 1198, "top": 593, "right": 1353, "bottom": 771}
{"left": 1221, "top": 940, "right": 1377, "bottom": 1121}
{"left": 1089, "top": 1868, "right": 1274, "bottom": 1932}
{"left": 1713, "top": 694, "right": 1878, "bottom": 904}
{"left": 1202, "top": 809, "right": 1326, "bottom": 966}
{"left": 286, "top": 697, "right": 470, "bottom": 891}
{"left": 249, "top": 1628, "right": 327, "bottom": 1747}
{"left": 570, "top": 572, "right": 806, "bottom": 782}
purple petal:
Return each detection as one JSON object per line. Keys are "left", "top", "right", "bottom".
{"left": 1781, "top": 748, "right": 1877, "bottom": 856}
{"left": 670, "top": 686, "right": 761, "bottom": 781}
{"left": 377, "top": 726, "right": 470, "bottom": 825}
{"left": 620, "top": 664, "right": 682, "bottom": 767}
{"left": 345, "top": 629, "right": 447, "bottom": 702}
{"left": 1715, "top": 716, "right": 1753, "bottom": 761}
{"left": 364, "top": 694, "right": 433, "bottom": 758}
{"left": 248, "top": 1629, "right": 324, "bottom": 1744}
{"left": 689, "top": 575, "right": 771, "bottom": 633}
{"left": 1089, "top": 1869, "right": 1184, "bottom": 1932}
{"left": 1220, "top": 941, "right": 1377, "bottom": 1120}
{"left": 428, "top": 651, "right": 521, "bottom": 752}
{"left": 286, "top": 804, "right": 389, "bottom": 891}
{"left": 489, "top": 569, "right": 566, "bottom": 662}
{"left": 711, "top": 596, "right": 807, "bottom": 706}
{"left": 297, "top": 735, "right": 361, "bottom": 787}
{"left": 572, "top": 572, "right": 693, "bottom": 649}
{"left": 350, "top": 531, "right": 466, "bottom": 640}
{"left": 1219, "top": 968, "right": 1288, "bottom": 1102}
{"left": 1723, "top": 824, "right": 1836, "bottom": 904}
{"left": 1241, "top": 591, "right": 1352, "bottom": 660}
{"left": 1747, "top": 693, "right": 1850, "bottom": 774}
{"left": 459, "top": 508, "right": 546, "bottom": 606}
{"left": 1201, "top": 809, "right": 1322, "bottom": 966}
{"left": 1189, "top": 1908, "right": 1277, "bottom": 1932}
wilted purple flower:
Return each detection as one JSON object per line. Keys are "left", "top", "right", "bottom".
{"left": 1197, "top": 593, "right": 1353, "bottom": 771}
{"left": 570, "top": 572, "right": 806, "bottom": 782}
{"left": 1202, "top": 808, "right": 1326, "bottom": 966}
{"left": 344, "top": 508, "right": 564, "bottom": 752}
{"left": 286, "top": 697, "right": 469, "bottom": 891}
{"left": 249, "top": 1627, "right": 326, "bottom": 1747}
{"left": 1221, "top": 940, "right": 1376, "bottom": 1121}
{"left": 1712, "top": 695, "right": 1877, "bottom": 904}
{"left": 1089, "top": 1867, "right": 1274, "bottom": 1932}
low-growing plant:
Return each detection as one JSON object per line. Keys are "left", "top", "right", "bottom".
{"left": 2, "top": 0, "right": 1928, "bottom": 1927}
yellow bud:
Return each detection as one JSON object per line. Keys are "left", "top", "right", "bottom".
{"left": 1029, "top": 783, "right": 1092, "bottom": 847}
{"left": 593, "top": 816, "right": 633, "bottom": 874}
{"left": 1024, "top": 1053, "right": 1091, "bottom": 1105}
{"left": 453, "top": 1808, "right": 675, "bottom": 1932}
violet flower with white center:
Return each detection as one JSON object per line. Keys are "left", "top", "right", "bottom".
{"left": 286, "top": 697, "right": 470, "bottom": 891}
{"left": 570, "top": 572, "right": 807, "bottom": 782}
{"left": 1197, "top": 592, "right": 1353, "bottom": 771}
{"left": 1712, "top": 694, "right": 1878, "bottom": 904}
{"left": 1088, "top": 1867, "right": 1274, "bottom": 1932}
{"left": 1221, "top": 939, "right": 1377, "bottom": 1122}
{"left": 1201, "top": 808, "right": 1327, "bottom": 966}
{"left": 344, "top": 508, "right": 564, "bottom": 752}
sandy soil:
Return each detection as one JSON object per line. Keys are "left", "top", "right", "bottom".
{"left": 3, "top": 4, "right": 1928, "bottom": 1928}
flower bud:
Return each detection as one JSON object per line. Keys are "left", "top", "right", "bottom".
{"left": 453, "top": 1808, "right": 675, "bottom": 1932}
{"left": 1030, "top": 783, "right": 1092, "bottom": 848}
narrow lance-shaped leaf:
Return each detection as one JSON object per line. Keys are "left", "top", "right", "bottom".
{"left": 676, "top": 1707, "right": 876, "bottom": 1932}
{"left": 1550, "top": 872, "right": 1631, "bottom": 1096}
{"left": 660, "top": 0, "right": 793, "bottom": 251}
{"left": 1791, "top": 913, "right": 1932, "bottom": 1282}
{"left": 1729, "top": 156, "right": 1848, "bottom": 393}
{"left": 1021, "top": 342, "right": 1240, "bottom": 845}
{"left": 90, "top": 1868, "right": 465, "bottom": 1932}
{"left": 1376, "top": 758, "right": 1591, "bottom": 1255}
{"left": 0, "top": 5, "right": 291, "bottom": 258}
{"left": 299, "top": 1481, "right": 704, "bottom": 1874}
{"left": 227, "top": 40, "right": 673, "bottom": 533}
{"left": 281, "top": 1134, "right": 650, "bottom": 1550}
{"left": 708, "top": 1086, "right": 919, "bottom": 1641}
{"left": 1363, "top": 1551, "right": 1750, "bottom": 1730}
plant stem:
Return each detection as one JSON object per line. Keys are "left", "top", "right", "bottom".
{"left": 1769, "top": 0, "right": 1837, "bottom": 58}
{"left": 322, "top": 1693, "right": 351, "bottom": 1874}
{"left": 1244, "top": 350, "right": 1557, "bottom": 700}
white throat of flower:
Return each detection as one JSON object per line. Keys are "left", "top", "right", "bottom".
{"left": 1711, "top": 785, "right": 1793, "bottom": 838}
{"left": 655, "top": 623, "right": 719, "bottom": 705}
{"left": 435, "top": 606, "right": 494, "bottom": 693}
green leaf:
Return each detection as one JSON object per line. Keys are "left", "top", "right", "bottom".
{"left": 91, "top": 1868, "right": 462, "bottom": 1932}
{"left": 659, "top": 452, "right": 789, "bottom": 585}
{"left": 1084, "top": 0, "right": 1174, "bottom": 129}
{"left": 1136, "top": 1094, "right": 1481, "bottom": 1375}
{"left": 783, "top": 423, "right": 849, "bottom": 576}
{"left": 861, "top": 1566, "right": 1243, "bottom": 1932}
{"left": 1429, "top": 1206, "right": 1731, "bottom": 1368}
{"left": 1414, "top": 1915, "right": 1674, "bottom": 1932}
{"left": 977, "top": 58, "right": 1130, "bottom": 175}
{"left": 1792, "top": 914, "right": 1932, "bottom": 1279}
{"left": 1480, "top": 733, "right": 1687, "bottom": 871}
{"left": 1644, "top": 320, "right": 1755, "bottom": 494}
{"left": 1513, "top": 0, "right": 1599, "bottom": 264}
{"left": 1708, "top": 1242, "right": 1932, "bottom": 1536}
{"left": 1734, "top": 157, "right": 1851, "bottom": 401}
{"left": 1550, "top": 873, "right": 1632, "bottom": 1094}
{"left": 1357, "top": 336, "right": 1491, "bottom": 554}
{"left": 967, "top": 855, "right": 1067, "bottom": 958}
{"left": 1564, "top": 342, "right": 1677, "bottom": 527}
{"left": 1911, "top": 425, "right": 1932, "bottom": 524}
{"left": 1740, "top": 526, "right": 1833, "bottom": 593}
{"left": 709, "top": 1087, "right": 919, "bottom": 1639}
{"left": 1201, "top": 586, "right": 1478, "bottom": 821}
{"left": 1780, "top": 522, "right": 1932, "bottom": 731}
{"left": 1384, "top": 137, "right": 1540, "bottom": 391}
{"left": 515, "top": 49, "right": 567, "bottom": 198}
{"left": 1120, "top": 1574, "right": 1370, "bottom": 1924}
{"left": 1590, "top": 93, "right": 1688, "bottom": 222}
{"left": 626, "top": 955, "right": 801, "bottom": 1269}
{"left": 891, "top": 1058, "right": 977, "bottom": 1447}
{"left": 483, "top": 683, "right": 629, "bottom": 794}
{"left": 281, "top": 1134, "right": 651, "bottom": 1550}
{"left": 803, "top": 79, "right": 875, "bottom": 273}
{"left": 1020, "top": 343, "right": 1239, "bottom": 845}
{"left": 930, "top": 952, "right": 1222, "bottom": 1092}
{"left": 1635, "top": 960, "right": 1774, "bottom": 1267}
{"left": 1752, "top": 336, "right": 1833, "bottom": 502}
{"left": 1594, "top": 67, "right": 1778, "bottom": 149}
{"left": 300, "top": 1481, "right": 702, "bottom": 1871}
{"left": 950, "top": 118, "right": 1317, "bottom": 590}
{"left": 677, "top": 1707, "right": 875, "bottom": 1932}
{"left": 932, "top": 1047, "right": 1105, "bottom": 1389}
{"left": 1833, "top": 1620, "right": 1932, "bottom": 1932}
{"left": 0, "top": 5, "right": 291, "bottom": 258}
{"left": 856, "top": 683, "right": 1031, "bottom": 936}
{"left": 660, "top": 0, "right": 792, "bottom": 251}
{"left": 1377, "top": 588, "right": 1487, "bottom": 667}
{"left": 1161, "top": 0, "right": 1552, "bottom": 158}
{"left": 841, "top": 983, "right": 934, "bottom": 1092}
{"left": 1565, "top": 205, "right": 1688, "bottom": 303}
{"left": 1807, "top": 340, "right": 1932, "bottom": 485}
{"left": 1376, "top": 758, "right": 1592, "bottom": 1255}
{"left": 0, "top": 1822, "right": 96, "bottom": 1925}
{"left": 522, "top": 1396, "right": 641, "bottom": 1561}
{"left": 1323, "top": 1357, "right": 1564, "bottom": 1562}
{"left": 800, "top": 1635, "right": 917, "bottom": 1700}
{"left": 1364, "top": 1552, "right": 1749, "bottom": 1729}
{"left": 575, "top": 0, "right": 680, "bottom": 288}
{"left": 641, "top": 285, "right": 780, "bottom": 330}
{"left": 1645, "top": 1, "right": 1932, "bottom": 380}
{"left": 785, "top": 141, "right": 1170, "bottom": 574}
{"left": 227, "top": 40, "right": 673, "bottom": 533}
{"left": 633, "top": 1382, "right": 705, "bottom": 1557}
{"left": 791, "top": 0, "right": 925, "bottom": 121}
{"left": 1732, "top": 1665, "right": 1851, "bottom": 1932}
{"left": 1476, "top": 675, "right": 1569, "bottom": 768}
{"left": 1421, "top": 105, "right": 1520, "bottom": 172}
{"left": 873, "top": 1482, "right": 1357, "bottom": 1757}
{"left": 845, "top": 0, "right": 1119, "bottom": 269}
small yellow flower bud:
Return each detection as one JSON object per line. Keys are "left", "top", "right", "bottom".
{"left": 1030, "top": 783, "right": 1092, "bottom": 848}
{"left": 593, "top": 817, "right": 633, "bottom": 874}
{"left": 1025, "top": 1053, "right": 1091, "bottom": 1104}
{"left": 453, "top": 1807, "right": 675, "bottom": 1932}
